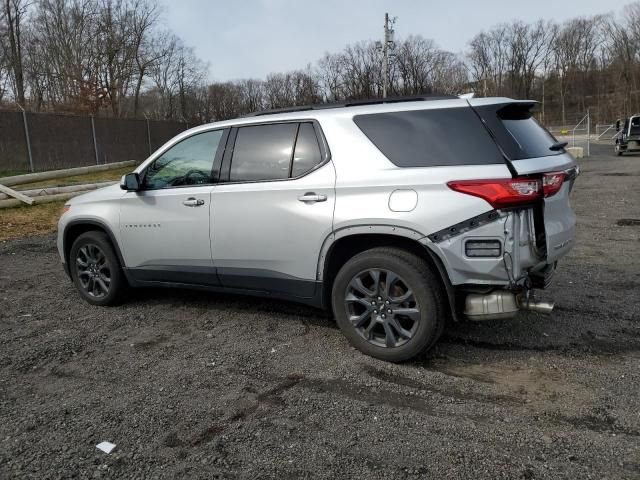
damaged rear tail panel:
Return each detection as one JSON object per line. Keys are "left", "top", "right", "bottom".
{"left": 467, "top": 98, "right": 578, "bottom": 272}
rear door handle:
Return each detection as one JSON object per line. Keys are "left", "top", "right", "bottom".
{"left": 183, "top": 197, "right": 205, "bottom": 207}
{"left": 298, "top": 192, "right": 327, "bottom": 203}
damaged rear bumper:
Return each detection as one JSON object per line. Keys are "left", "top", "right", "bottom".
{"left": 421, "top": 205, "right": 574, "bottom": 320}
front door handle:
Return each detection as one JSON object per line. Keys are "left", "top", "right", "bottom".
{"left": 298, "top": 192, "right": 327, "bottom": 203}
{"left": 183, "top": 197, "right": 205, "bottom": 207}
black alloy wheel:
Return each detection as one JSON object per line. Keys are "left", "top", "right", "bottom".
{"left": 332, "top": 247, "right": 445, "bottom": 362}
{"left": 69, "top": 231, "right": 126, "bottom": 306}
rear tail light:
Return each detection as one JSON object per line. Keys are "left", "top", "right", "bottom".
{"left": 542, "top": 172, "right": 567, "bottom": 197}
{"left": 447, "top": 178, "right": 541, "bottom": 208}
{"left": 447, "top": 171, "right": 566, "bottom": 208}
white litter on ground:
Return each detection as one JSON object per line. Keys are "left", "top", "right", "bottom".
{"left": 96, "top": 441, "right": 116, "bottom": 454}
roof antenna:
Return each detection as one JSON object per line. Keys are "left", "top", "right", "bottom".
{"left": 459, "top": 92, "right": 475, "bottom": 99}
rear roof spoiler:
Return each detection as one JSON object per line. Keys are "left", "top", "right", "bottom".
{"left": 466, "top": 97, "right": 539, "bottom": 107}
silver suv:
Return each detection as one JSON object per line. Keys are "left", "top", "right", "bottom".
{"left": 57, "top": 95, "right": 578, "bottom": 362}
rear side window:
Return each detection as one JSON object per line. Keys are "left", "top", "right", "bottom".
{"left": 291, "top": 123, "right": 322, "bottom": 177}
{"left": 229, "top": 122, "right": 324, "bottom": 182}
{"left": 474, "top": 103, "right": 560, "bottom": 159}
{"left": 353, "top": 107, "right": 503, "bottom": 167}
{"left": 230, "top": 123, "right": 297, "bottom": 181}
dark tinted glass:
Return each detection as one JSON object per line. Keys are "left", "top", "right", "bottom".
{"left": 499, "top": 105, "right": 560, "bottom": 158}
{"left": 230, "top": 123, "right": 297, "bottom": 181}
{"left": 291, "top": 123, "right": 323, "bottom": 177}
{"left": 501, "top": 117, "right": 558, "bottom": 157}
{"left": 475, "top": 103, "right": 560, "bottom": 159}
{"left": 144, "top": 130, "right": 223, "bottom": 189}
{"left": 353, "top": 108, "right": 503, "bottom": 167}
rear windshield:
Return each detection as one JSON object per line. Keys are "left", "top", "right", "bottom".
{"left": 474, "top": 103, "right": 561, "bottom": 159}
{"left": 353, "top": 107, "right": 504, "bottom": 167}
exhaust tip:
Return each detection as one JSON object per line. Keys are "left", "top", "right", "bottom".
{"left": 519, "top": 298, "right": 555, "bottom": 315}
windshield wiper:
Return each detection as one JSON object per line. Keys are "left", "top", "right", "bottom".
{"left": 549, "top": 141, "right": 568, "bottom": 151}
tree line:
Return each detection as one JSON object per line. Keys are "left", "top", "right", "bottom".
{"left": 1, "top": 0, "right": 638, "bottom": 126}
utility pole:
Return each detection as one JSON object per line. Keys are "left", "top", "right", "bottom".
{"left": 381, "top": 13, "right": 395, "bottom": 99}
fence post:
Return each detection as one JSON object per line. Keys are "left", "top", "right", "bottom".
{"left": 587, "top": 109, "right": 590, "bottom": 157}
{"left": 145, "top": 116, "right": 152, "bottom": 156}
{"left": 19, "top": 106, "right": 35, "bottom": 172}
{"left": 90, "top": 116, "right": 99, "bottom": 165}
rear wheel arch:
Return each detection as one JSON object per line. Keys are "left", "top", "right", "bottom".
{"left": 319, "top": 230, "right": 456, "bottom": 319}
{"left": 330, "top": 246, "right": 445, "bottom": 361}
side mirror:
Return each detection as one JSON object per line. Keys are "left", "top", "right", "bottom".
{"left": 120, "top": 172, "right": 141, "bottom": 191}
{"left": 616, "top": 120, "right": 620, "bottom": 132}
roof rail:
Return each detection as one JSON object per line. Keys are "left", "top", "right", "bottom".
{"left": 245, "top": 94, "right": 458, "bottom": 117}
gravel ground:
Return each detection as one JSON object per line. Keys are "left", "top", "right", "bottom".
{"left": 0, "top": 144, "right": 639, "bottom": 479}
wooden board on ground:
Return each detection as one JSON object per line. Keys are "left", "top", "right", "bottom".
{"left": 0, "top": 184, "right": 34, "bottom": 205}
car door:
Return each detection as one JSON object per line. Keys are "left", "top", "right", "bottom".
{"left": 211, "top": 121, "right": 335, "bottom": 300}
{"left": 119, "top": 128, "right": 228, "bottom": 285}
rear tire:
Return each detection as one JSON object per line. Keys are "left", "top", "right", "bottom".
{"left": 331, "top": 247, "right": 445, "bottom": 362}
{"left": 69, "top": 231, "right": 126, "bottom": 306}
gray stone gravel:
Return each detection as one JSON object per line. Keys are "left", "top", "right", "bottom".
{"left": 0, "top": 144, "right": 638, "bottom": 479}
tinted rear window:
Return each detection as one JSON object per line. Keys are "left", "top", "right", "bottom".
{"left": 353, "top": 107, "right": 503, "bottom": 167}
{"left": 230, "top": 123, "right": 297, "bottom": 182}
{"left": 291, "top": 123, "right": 323, "bottom": 177}
{"left": 474, "top": 103, "right": 560, "bottom": 159}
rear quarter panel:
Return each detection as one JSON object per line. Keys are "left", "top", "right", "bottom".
{"left": 321, "top": 114, "right": 513, "bottom": 238}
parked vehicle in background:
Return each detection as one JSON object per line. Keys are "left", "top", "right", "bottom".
{"left": 57, "top": 95, "right": 578, "bottom": 362}
{"left": 614, "top": 115, "right": 640, "bottom": 155}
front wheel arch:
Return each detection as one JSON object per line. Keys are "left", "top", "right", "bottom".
{"left": 63, "top": 220, "right": 126, "bottom": 274}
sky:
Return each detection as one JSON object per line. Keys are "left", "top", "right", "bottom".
{"left": 158, "top": 0, "right": 615, "bottom": 82}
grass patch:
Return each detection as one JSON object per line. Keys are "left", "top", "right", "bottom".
{"left": 15, "top": 165, "right": 133, "bottom": 190}
{"left": 0, "top": 201, "right": 66, "bottom": 241}
{"left": 0, "top": 169, "right": 30, "bottom": 177}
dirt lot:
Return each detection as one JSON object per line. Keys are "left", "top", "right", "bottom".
{"left": 0, "top": 144, "right": 638, "bottom": 479}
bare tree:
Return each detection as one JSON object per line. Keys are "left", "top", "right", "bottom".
{"left": 129, "top": 0, "right": 160, "bottom": 117}
{"left": 2, "top": 0, "right": 28, "bottom": 105}
{"left": 0, "top": 0, "right": 635, "bottom": 127}
{"left": 605, "top": 5, "right": 640, "bottom": 115}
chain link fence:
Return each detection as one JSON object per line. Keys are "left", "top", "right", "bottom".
{"left": 0, "top": 110, "right": 189, "bottom": 173}
{"left": 545, "top": 111, "right": 591, "bottom": 157}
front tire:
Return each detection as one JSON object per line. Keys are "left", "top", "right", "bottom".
{"left": 69, "top": 231, "right": 126, "bottom": 306}
{"left": 331, "top": 247, "right": 445, "bottom": 362}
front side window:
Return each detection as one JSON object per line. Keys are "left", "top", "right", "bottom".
{"left": 230, "top": 123, "right": 298, "bottom": 182}
{"left": 144, "top": 130, "right": 224, "bottom": 189}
